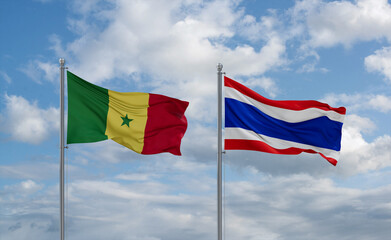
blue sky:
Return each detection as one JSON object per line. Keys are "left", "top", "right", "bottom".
{"left": 1, "top": 0, "right": 391, "bottom": 239}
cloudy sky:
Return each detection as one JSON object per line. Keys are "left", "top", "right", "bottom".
{"left": 1, "top": 0, "right": 391, "bottom": 239}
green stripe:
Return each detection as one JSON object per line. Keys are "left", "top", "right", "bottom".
{"left": 67, "top": 71, "right": 109, "bottom": 144}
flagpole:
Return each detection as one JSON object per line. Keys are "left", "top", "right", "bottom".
{"left": 217, "top": 63, "right": 223, "bottom": 240}
{"left": 59, "top": 58, "right": 65, "bottom": 240}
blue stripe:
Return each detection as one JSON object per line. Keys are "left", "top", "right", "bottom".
{"left": 225, "top": 98, "right": 343, "bottom": 151}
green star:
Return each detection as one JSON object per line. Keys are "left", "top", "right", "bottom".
{"left": 121, "top": 114, "right": 133, "bottom": 127}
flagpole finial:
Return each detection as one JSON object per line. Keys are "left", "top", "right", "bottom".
{"left": 217, "top": 63, "right": 223, "bottom": 72}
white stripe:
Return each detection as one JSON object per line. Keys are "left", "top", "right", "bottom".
{"left": 225, "top": 87, "right": 345, "bottom": 123}
{"left": 225, "top": 128, "right": 340, "bottom": 160}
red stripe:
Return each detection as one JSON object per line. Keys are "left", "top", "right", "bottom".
{"left": 142, "top": 94, "right": 189, "bottom": 155}
{"left": 224, "top": 76, "right": 346, "bottom": 115}
{"left": 225, "top": 139, "right": 337, "bottom": 166}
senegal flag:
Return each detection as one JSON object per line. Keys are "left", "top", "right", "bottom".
{"left": 67, "top": 71, "right": 189, "bottom": 155}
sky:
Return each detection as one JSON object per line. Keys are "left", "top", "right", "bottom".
{"left": 1, "top": 0, "right": 391, "bottom": 239}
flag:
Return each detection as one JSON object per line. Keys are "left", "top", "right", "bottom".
{"left": 67, "top": 71, "right": 189, "bottom": 155}
{"left": 224, "top": 76, "right": 346, "bottom": 165}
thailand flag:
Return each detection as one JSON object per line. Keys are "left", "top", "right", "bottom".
{"left": 224, "top": 76, "right": 346, "bottom": 166}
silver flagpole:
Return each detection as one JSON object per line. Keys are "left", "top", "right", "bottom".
{"left": 59, "top": 58, "right": 65, "bottom": 240}
{"left": 217, "top": 63, "right": 223, "bottom": 240}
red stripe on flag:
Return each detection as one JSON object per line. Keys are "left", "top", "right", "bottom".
{"left": 225, "top": 139, "right": 337, "bottom": 166}
{"left": 224, "top": 76, "right": 346, "bottom": 115}
{"left": 142, "top": 94, "right": 189, "bottom": 155}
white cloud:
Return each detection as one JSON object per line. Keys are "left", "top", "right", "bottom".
{"left": 0, "top": 162, "right": 62, "bottom": 180}
{"left": 237, "top": 11, "right": 282, "bottom": 43}
{"left": 365, "top": 46, "right": 391, "bottom": 83}
{"left": 368, "top": 94, "right": 391, "bottom": 113}
{"left": 52, "top": 0, "right": 286, "bottom": 125}
{"left": 297, "top": 61, "right": 329, "bottom": 73}
{"left": 55, "top": 1, "right": 285, "bottom": 82}
{"left": 222, "top": 35, "right": 286, "bottom": 76}
{"left": 321, "top": 93, "right": 391, "bottom": 113}
{"left": 339, "top": 114, "right": 391, "bottom": 175}
{"left": 289, "top": 0, "right": 391, "bottom": 80}
{"left": 0, "top": 70, "right": 12, "bottom": 83}
{"left": 244, "top": 77, "right": 279, "bottom": 98}
{"left": 69, "top": 140, "right": 141, "bottom": 164}
{"left": 4, "top": 180, "right": 43, "bottom": 196}
{"left": 19, "top": 60, "right": 58, "bottom": 83}
{"left": 0, "top": 94, "right": 59, "bottom": 144}
{"left": 3, "top": 170, "right": 391, "bottom": 240}
{"left": 295, "top": 0, "right": 391, "bottom": 48}
{"left": 115, "top": 173, "right": 157, "bottom": 181}
{"left": 224, "top": 174, "right": 391, "bottom": 240}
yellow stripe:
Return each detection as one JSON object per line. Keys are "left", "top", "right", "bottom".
{"left": 105, "top": 90, "right": 149, "bottom": 153}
